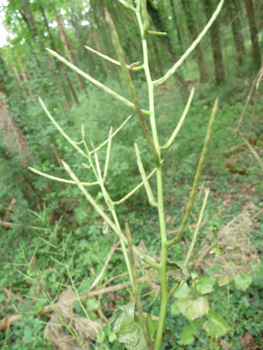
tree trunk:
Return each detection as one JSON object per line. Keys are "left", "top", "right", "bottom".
{"left": 146, "top": 0, "right": 187, "bottom": 92}
{"left": 55, "top": 10, "right": 86, "bottom": 91}
{"left": 15, "top": 51, "right": 34, "bottom": 99}
{"left": 244, "top": 0, "right": 261, "bottom": 72}
{"left": 0, "top": 77, "right": 29, "bottom": 166}
{"left": 37, "top": 0, "right": 79, "bottom": 104}
{"left": 227, "top": 0, "right": 246, "bottom": 65}
{"left": 181, "top": 0, "right": 208, "bottom": 82}
{"left": 201, "top": 0, "right": 225, "bottom": 84}
{"left": 20, "top": 0, "right": 71, "bottom": 110}
{"left": 169, "top": 0, "right": 184, "bottom": 54}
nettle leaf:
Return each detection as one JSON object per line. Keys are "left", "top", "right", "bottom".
{"left": 177, "top": 296, "right": 209, "bottom": 321}
{"left": 109, "top": 302, "right": 147, "bottom": 350}
{"left": 195, "top": 277, "right": 216, "bottom": 295}
{"left": 180, "top": 320, "right": 201, "bottom": 345}
{"left": 234, "top": 274, "right": 253, "bottom": 292}
{"left": 203, "top": 310, "right": 231, "bottom": 338}
{"left": 145, "top": 261, "right": 185, "bottom": 285}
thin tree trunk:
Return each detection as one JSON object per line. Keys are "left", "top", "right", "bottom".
{"left": 37, "top": 0, "right": 79, "bottom": 104}
{"left": 244, "top": 0, "right": 261, "bottom": 72}
{"left": 55, "top": 10, "right": 86, "bottom": 91}
{"left": 15, "top": 52, "right": 34, "bottom": 98}
{"left": 92, "top": 28, "right": 109, "bottom": 73}
{"left": 0, "top": 78, "right": 29, "bottom": 166}
{"left": 201, "top": 0, "right": 225, "bottom": 84}
{"left": 227, "top": 0, "right": 245, "bottom": 65}
{"left": 146, "top": 0, "right": 187, "bottom": 92}
{"left": 20, "top": 0, "right": 70, "bottom": 110}
{"left": 169, "top": 0, "right": 184, "bottom": 54}
{"left": 181, "top": 0, "right": 208, "bottom": 82}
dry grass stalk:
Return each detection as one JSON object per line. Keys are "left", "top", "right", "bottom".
{"left": 44, "top": 289, "right": 102, "bottom": 350}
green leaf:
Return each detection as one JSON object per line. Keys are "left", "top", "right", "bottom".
{"left": 218, "top": 276, "right": 233, "bottom": 287}
{"left": 170, "top": 302, "right": 181, "bottom": 316}
{"left": 0, "top": 293, "right": 5, "bottom": 302}
{"left": 177, "top": 296, "right": 209, "bottom": 321}
{"left": 24, "top": 325, "right": 33, "bottom": 343}
{"left": 109, "top": 332, "right": 117, "bottom": 343}
{"left": 97, "top": 330, "right": 105, "bottom": 343}
{"left": 196, "top": 277, "right": 216, "bottom": 295}
{"left": 146, "top": 314, "right": 158, "bottom": 340}
{"left": 173, "top": 282, "right": 189, "bottom": 298}
{"left": 86, "top": 298, "right": 100, "bottom": 311}
{"left": 203, "top": 310, "right": 231, "bottom": 338}
{"left": 145, "top": 261, "right": 185, "bottom": 285}
{"left": 109, "top": 302, "right": 147, "bottom": 350}
{"left": 180, "top": 320, "right": 201, "bottom": 345}
{"left": 234, "top": 275, "right": 253, "bottom": 291}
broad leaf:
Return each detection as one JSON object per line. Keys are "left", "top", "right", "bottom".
{"left": 203, "top": 310, "right": 231, "bottom": 338}
{"left": 218, "top": 276, "right": 233, "bottom": 287}
{"left": 234, "top": 275, "right": 252, "bottom": 291}
{"left": 177, "top": 296, "right": 209, "bottom": 321}
{"left": 196, "top": 277, "right": 216, "bottom": 295}
{"left": 145, "top": 261, "right": 185, "bottom": 285}
{"left": 170, "top": 302, "right": 181, "bottom": 316}
{"left": 180, "top": 320, "right": 201, "bottom": 345}
{"left": 173, "top": 282, "right": 189, "bottom": 298}
{"left": 109, "top": 302, "right": 147, "bottom": 350}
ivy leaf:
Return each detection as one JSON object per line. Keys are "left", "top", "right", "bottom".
{"left": 234, "top": 275, "right": 253, "bottom": 292}
{"left": 203, "top": 310, "right": 231, "bottom": 338}
{"left": 177, "top": 296, "right": 209, "bottom": 321}
{"left": 196, "top": 277, "right": 216, "bottom": 295}
{"left": 180, "top": 320, "right": 201, "bottom": 345}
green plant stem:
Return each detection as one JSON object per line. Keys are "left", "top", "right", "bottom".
{"left": 136, "top": 4, "right": 168, "bottom": 349}
{"left": 28, "top": 167, "right": 99, "bottom": 186}
{"left": 153, "top": 0, "right": 225, "bottom": 86}
{"left": 134, "top": 143, "right": 158, "bottom": 207}
{"left": 91, "top": 144, "right": 134, "bottom": 285}
{"left": 125, "top": 220, "right": 153, "bottom": 350}
{"left": 105, "top": 9, "right": 159, "bottom": 166}
{"left": 166, "top": 99, "right": 218, "bottom": 248}
{"left": 183, "top": 188, "right": 210, "bottom": 268}
{"left": 61, "top": 159, "right": 159, "bottom": 269}
{"left": 90, "top": 114, "right": 132, "bottom": 155}
{"left": 103, "top": 127, "right": 113, "bottom": 181}
{"left": 161, "top": 87, "right": 195, "bottom": 151}
{"left": 38, "top": 97, "right": 89, "bottom": 159}
{"left": 113, "top": 166, "right": 158, "bottom": 205}
{"left": 46, "top": 48, "right": 150, "bottom": 116}
{"left": 85, "top": 46, "right": 143, "bottom": 71}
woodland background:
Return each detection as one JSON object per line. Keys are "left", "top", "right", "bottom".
{"left": 0, "top": 0, "right": 263, "bottom": 349}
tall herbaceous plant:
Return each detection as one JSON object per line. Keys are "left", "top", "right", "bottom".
{"left": 30, "top": 0, "right": 224, "bottom": 348}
